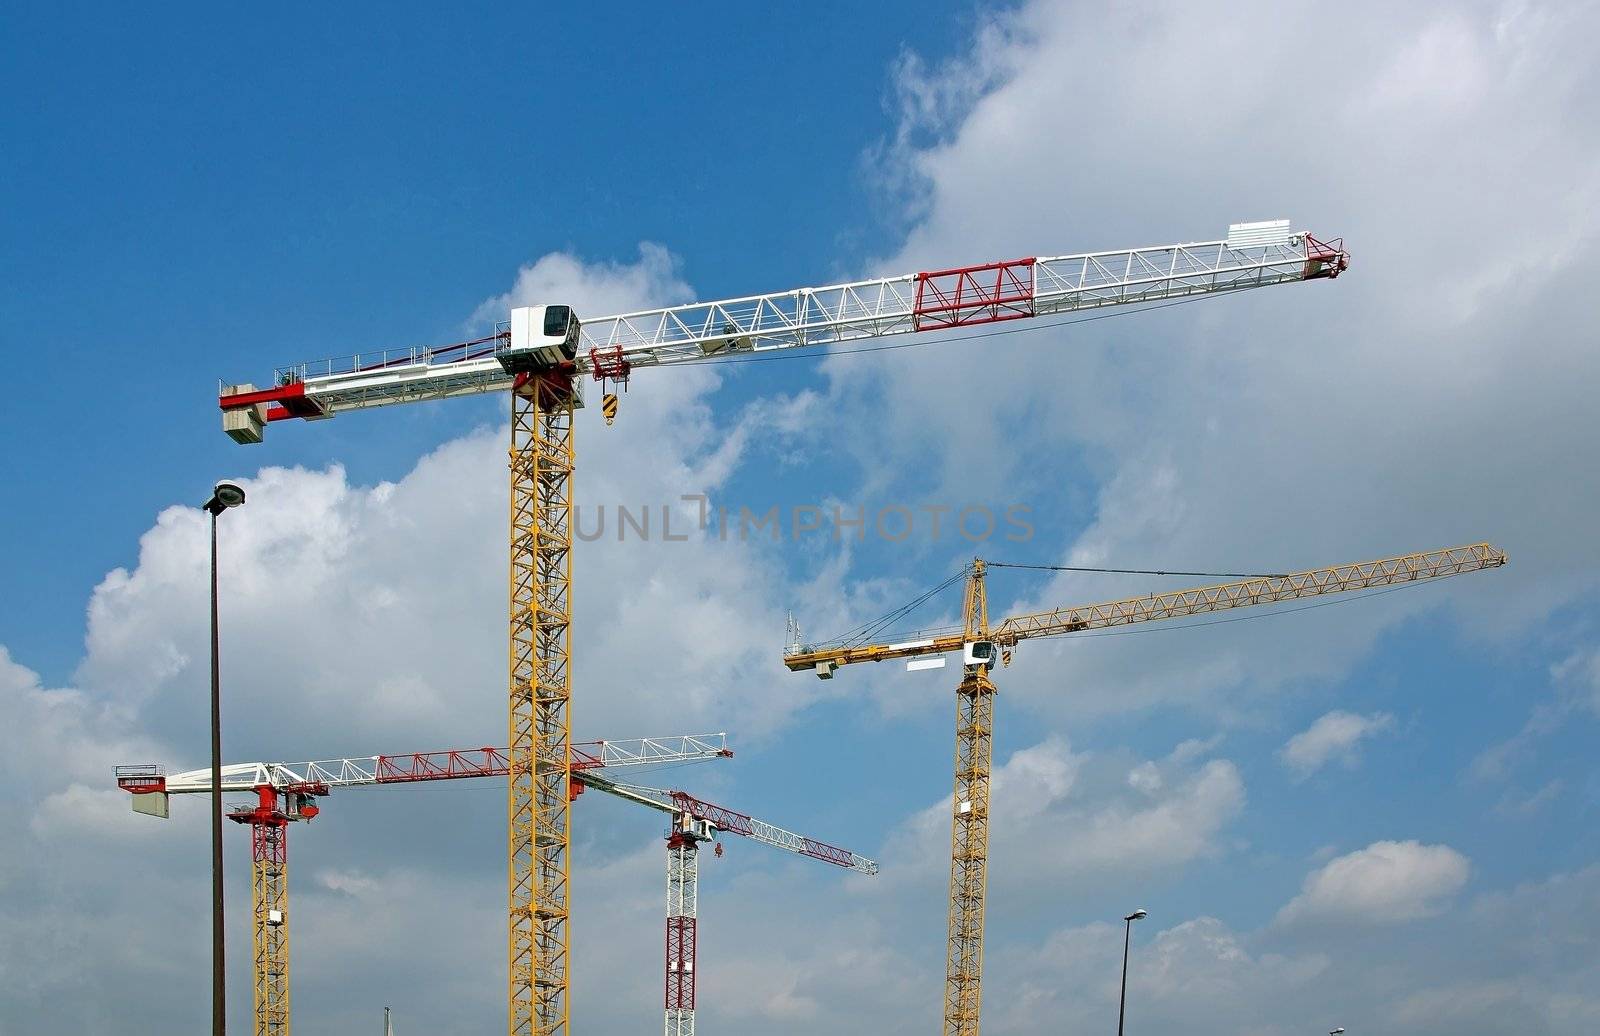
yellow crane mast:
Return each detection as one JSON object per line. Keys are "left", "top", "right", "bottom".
{"left": 508, "top": 371, "right": 578, "bottom": 1033}
{"left": 784, "top": 542, "right": 1507, "bottom": 1035}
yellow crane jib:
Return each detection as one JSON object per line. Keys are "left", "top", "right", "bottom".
{"left": 782, "top": 540, "right": 1504, "bottom": 1036}
{"left": 784, "top": 543, "right": 1507, "bottom": 675}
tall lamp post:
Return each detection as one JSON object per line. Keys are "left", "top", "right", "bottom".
{"left": 204, "top": 479, "right": 246, "bottom": 1035}
{"left": 1117, "top": 908, "right": 1147, "bottom": 1036}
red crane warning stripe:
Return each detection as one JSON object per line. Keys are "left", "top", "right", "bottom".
{"left": 913, "top": 257, "right": 1037, "bottom": 331}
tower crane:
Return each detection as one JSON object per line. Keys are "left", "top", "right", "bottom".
{"left": 216, "top": 218, "right": 1349, "bottom": 1036}
{"left": 117, "top": 734, "right": 731, "bottom": 1036}
{"left": 783, "top": 542, "right": 1507, "bottom": 1035}
{"left": 572, "top": 770, "right": 877, "bottom": 1036}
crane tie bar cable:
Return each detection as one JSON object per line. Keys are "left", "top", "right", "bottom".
{"left": 818, "top": 560, "right": 1291, "bottom": 651}
{"left": 987, "top": 561, "right": 1291, "bottom": 579}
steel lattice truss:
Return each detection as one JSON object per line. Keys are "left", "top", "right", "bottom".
{"left": 150, "top": 734, "right": 731, "bottom": 796}
{"left": 946, "top": 671, "right": 992, "bottom": 1036}
{"left": 992, "top": 542, "right": 1507, "bottom": 643}
{"left": 507, "top": 379, "right": 577, "bottom": 1036}
{"left": 945, "top": 554, "right": 994, "bottom": 1036}
{"left": 782, "top": 543, "right": 1505, "bottom": 1036}
{"left": 664, "top": 840, "right": 697, "bottom": 1036}
{"left": 220, "top": 225, "right": 1347, "bottom": 426}
{"left": 574, "top": 770, "right": 877, "bottom": 1036}
{"left": 784, "top": 544, "right": 1508, "bottom": 671}
{"left": 250, "top": 820, "right": 289, "bottom": 1036}
{"left": 575, "top": 773, "right": 879, "bottom": 876}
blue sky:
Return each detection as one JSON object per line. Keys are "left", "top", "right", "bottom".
{"left": 4, "top": 3, "right": 1600, "bottom": 1034}
{"left": 0, "top": 2, "right": 970, "bottom": 680}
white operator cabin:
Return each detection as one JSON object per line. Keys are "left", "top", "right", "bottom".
{"left": 501, "top": 304, "right": 581, "bottom": 371}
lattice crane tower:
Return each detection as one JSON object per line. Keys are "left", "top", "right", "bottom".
{"left": 784, "top": 543, "right": 1506, "bottom": 1035}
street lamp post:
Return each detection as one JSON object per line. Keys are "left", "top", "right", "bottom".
{"left": 204, "top": 480, "right": 246, "bottom": 1036}
{"left": 1117, "top": 908, "right": 1147, "bottom": 1036}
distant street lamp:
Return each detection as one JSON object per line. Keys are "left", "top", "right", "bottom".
{"left": 204, "top": 479, "right": 246, "bottom": 1035}
{"left": 1330, "top": 1029, "right": 1346, "bottom": 1035}
{"left": 1117, "top": 909, "right": 1147, "bottom": 1036}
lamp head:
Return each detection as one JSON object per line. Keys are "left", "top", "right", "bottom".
{"left": 1125, "top": 909, "right": 1148, "bottom": 922}
{"left": 205, "top": 480, "right": 247, "bottom": 515}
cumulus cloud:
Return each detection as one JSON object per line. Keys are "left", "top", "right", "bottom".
{"left": 1278, "top": 709, "right": 1395, "bottom": 778}
{"left": 985, "top": 914, "right": 1330, "bottom": 1034}
{"left": 985, "top": 866, "right": 1600, "bottom": 1036}
{"left": 880, "top": 736, "right": 1244, "bottom": 903}
{"left": 1275, "top": 840, "right": 1470, "bottom": 927}
{"left": 789, "top": 0, "right": 1600, "bottom": 730}
{"left": 0, "top": 243, "right": 839, "bottom": 1034}
{"left": 57, "top": 243, "right": 836, "bottom": 764}
{"left": 469, "top": 242, "right": 694, "bottom": 329}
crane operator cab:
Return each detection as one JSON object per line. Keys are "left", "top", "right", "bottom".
{"left": 963, "top": 640, "right": 998, "bottom": 671}
{"left": 499, "top": 305, "right": 581, "bottom": 373}
{"left": 675, "top": 813, "right": 717, "bottom": 845}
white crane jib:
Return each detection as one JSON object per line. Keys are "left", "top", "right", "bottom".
{"left": 114, "top": 733, "right": 734, "bottom": 1036}
{"left": 574, "top": 771, "right": 879, "bottom": 876}
{"left": 573, "top": 770, "right": 877, "bottom": 1036}
{"left": 219, "top": 221, "right": 1347, "bottom": 440}
{"left": 116, "top": 733, "right": 732, "bottom": 816}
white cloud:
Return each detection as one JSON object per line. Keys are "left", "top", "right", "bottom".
{"left": 1494, "top": 778, "right": 1564, "bottom": 817}
{"left": 985, "top": 915, "right": 1331, "bottom": 1035}
{"left": 1278, "top": 709, "right": 1395, "bottom": 778}
{"left": 1276, "top": 840, "right": 1470, "bottom": 927}
{"left": 0, "top": 244, "right": 844, "bottom": 1033}
{"left": 58, "top": 244, "right": 838, "bottom": 763}
{"left": 985, "top": 866, "right": 1600, "bottom": 1036}
{"left": 791, "top": 0, "right": 1600, "bottom": 731}
{"left": 1472, "top": 644, "right": 1600, "bottom": 781}
{"left": 1126, "top": 760, "right": 1162, "bottom": 794}
{"left": 1552, "top": 647, "right": 1600, "bottom": 718}
{"left": 469, "top": 242, "right": 694, "bottom": 329}
{"left": 880, "top": 736, "right": 1244, "bottom": 901}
